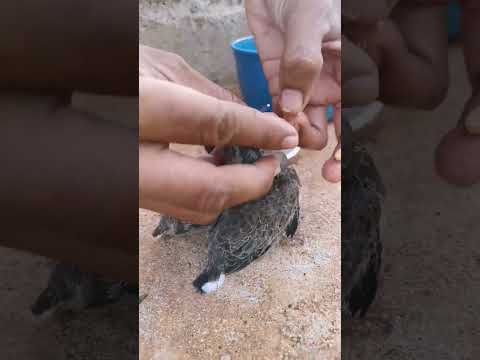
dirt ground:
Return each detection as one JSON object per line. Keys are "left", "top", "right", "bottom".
{"left": 139, "top": 136, "right": 341, "bottom": 359}
{"left": 343, "top": 45, "right": 480, "bottom": 359}
{"left": 0, "top": 246, "right": 138, "bottom": 360}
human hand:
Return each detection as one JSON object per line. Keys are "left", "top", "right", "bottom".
{"left": 245, "top": 0, "right": 341, "bottom": 182}
{"left": 342, "top": 36, "right": 379, "bottom": 107}
{"left": 139, "top": 46, "right": 299, "bottom": 224}
{"left": 139, "top": 45, "right": 243, "bottom": 103}
{"left": 343, "top": 0, "right": 399, "bottom": 24}
{"left": 343, "top": 17, "right": 404, "bottom": 68}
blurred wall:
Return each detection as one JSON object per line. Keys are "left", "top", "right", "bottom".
{"left": 139, "top": 0, "right": 249, "bottom": 86}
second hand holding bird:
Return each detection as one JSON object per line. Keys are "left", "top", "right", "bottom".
{"left": 139, "top": 46, "right": 299, "bottom": 225}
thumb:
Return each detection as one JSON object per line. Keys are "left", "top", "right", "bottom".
{"left": 280, "top": 4, "right": 329, "bottom": 115}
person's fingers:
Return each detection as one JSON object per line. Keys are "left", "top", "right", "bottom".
{"left": 463, "top": 92, "right": 480, "bottom": 134}
{"left": 219, "top": 155, "right": 280, "bottom": 208}
{"left": 245, "top": 0, "right": 283, "bottom": 60}
{"left": 343, "top": 0, "right": 396, "bottom": 24}
{"left": 140, "top": 45, "right": 244, "bottom": 104}
{"left": 342, "top": 36, "right": 379, "bottom": 107}
{"left": 322, "top": 143, "right": 342, "bottom": 183}
{"left": 164, "top": 154, "right": 280, "bottom": 223}
{"left": 139, "top": 144, "right": 280, "bottom": 224}
{"left": 280, "top": 2, "right": 330, "bottom": 114}
{"left": 140, "top": 78, "right": 298, "bottom": 149}
{"left": 435, "top": 127, "right": 480, "bottom": 186}
{"left": 322, "top": 106, "right": 341, "bottom": 183}
{"left": 297, "top": 108, "right": 328, "bottom": 150}
{"left": 179, "top": 68, "right": 244, "bottom": 105}
{"left": 139, "top": 145, "right": 227, "bottom": 223}
{"left": 322, "top": 160, "right": 341, "bottom": 183}
{"left": 333, "top": 102, "right": 341, "bottom": 140}
{"left": 197, "top": 154, "right": 222, "bottom": 166}
{"left": 323, "top": 39, "right": 341, "bottom": 53}
{"left": 139, "top": 45, "right": 175, "bottom": 80}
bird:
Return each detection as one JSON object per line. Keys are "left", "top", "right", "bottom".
{"left": 153, "top": 215, "right": 207, "bottom": 239}
{"left": 31, "top": 262, "right": 136, "bottom": 317}
{"left": 153, "top": 146, "right": 301, "bottom": 294}
{"left": 342, "top": 114, "right": 386, "bottom": 320}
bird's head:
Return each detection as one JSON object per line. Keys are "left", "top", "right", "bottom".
{"left": 31, "top": 263, "right": 89, "bottom": 317}
{"left": 152, "top": 215, "right": 179, "bottom": 238}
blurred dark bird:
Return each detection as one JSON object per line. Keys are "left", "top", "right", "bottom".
{"left": 154, "top": 146, "right": 301, "bottom": 294}
{"left": 342, "top": 114, "right": 386, "bottom": 319}
{"left": 31, "top": 263, "right": 135, "bottom": 317}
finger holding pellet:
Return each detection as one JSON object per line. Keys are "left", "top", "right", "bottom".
{"left": 139, "top": 77, "right": 299, "bottom": 150}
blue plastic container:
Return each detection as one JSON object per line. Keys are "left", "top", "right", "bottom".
{"left": 231, "top": 36, "right": 270, "bottom": 111}
{"left": 231, "top": 35, "right": 333, "bottom": 121}
{"left": 448, "top": 1, "right": 461, "bottom": 41}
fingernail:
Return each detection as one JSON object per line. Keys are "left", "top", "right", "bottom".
{"left": 334, "top": 149, "right": 341, "bottom": 161}
{"left": 281, "top": 135, "right": 299, "bottom": 149}
{"left": 272, "top": 152, "right": 285, "bottom": 175}
{"left": 281, "top": 89, "right": 303, "bottom": 114}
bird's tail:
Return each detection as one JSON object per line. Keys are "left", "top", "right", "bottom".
{"left": 192, "top": 268, "right": 225, "bottom": 294}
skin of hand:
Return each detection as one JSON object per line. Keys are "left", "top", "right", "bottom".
{"left": 434, "top": 2, "right": 480, "bottom": 186}
{"left": 342, "top": 35, "right": 379, "bottom": 107}
{"left": 343, "top": 0, "right": 400, "bottom": 24}
{"left": 139, "top": 45, "right": 299, "bottom": 224}
{"left": 344, "top": 3, "right": 449, "bottom": 110}
{"left": 245, "top": 0, "right": 341, "bottom": 182}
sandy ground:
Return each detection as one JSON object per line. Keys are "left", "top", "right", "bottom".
{"left": 0, "top": 247, "right": 138, "bottom": 360}
{"left": 139, "top": 135, "right": 341, "bottom": 359}
{"left": 343, "top": 45, "right": 480, "bottom": 359}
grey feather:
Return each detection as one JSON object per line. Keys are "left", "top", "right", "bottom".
{"left": 342, "top": 115, "right": 385, "bottom": 319}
